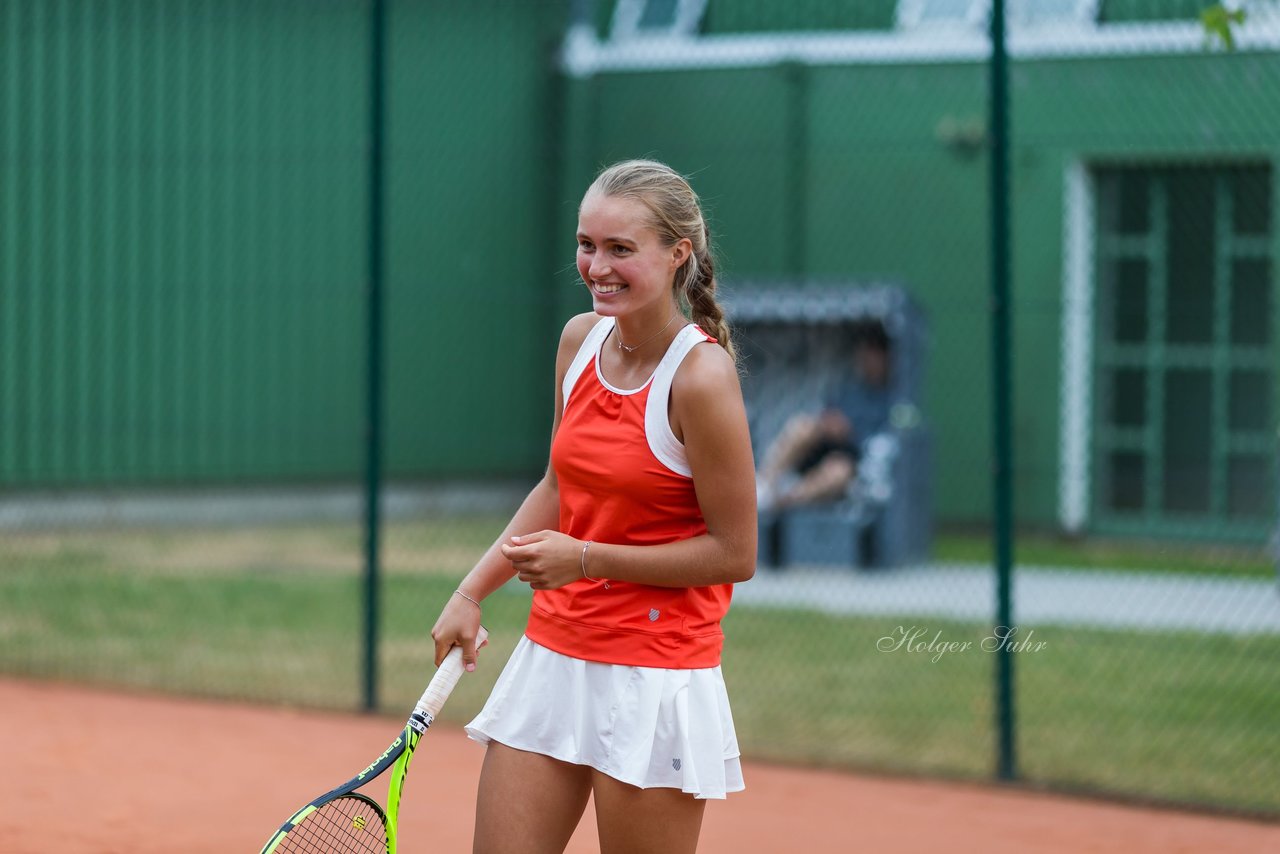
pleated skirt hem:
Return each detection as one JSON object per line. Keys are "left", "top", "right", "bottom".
{"left": 465, "top": 636, "right": 745, "bottom": 800}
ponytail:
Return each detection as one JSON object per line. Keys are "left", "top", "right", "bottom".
{"left": 677, "top": 225, "right": 736, "bottom": 364}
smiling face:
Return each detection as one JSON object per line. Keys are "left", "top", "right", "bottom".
{"left": 576, "top": 191, "right": 689, "bottom": 319}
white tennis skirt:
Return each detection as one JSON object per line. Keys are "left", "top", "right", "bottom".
{"left": 465, "top": 636, "right": 744, "bottom": 800}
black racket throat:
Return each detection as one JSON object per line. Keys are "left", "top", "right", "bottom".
{"left": 339, "top": 715, "right": 428, "bottom": 798}
{"left": 283, "top": 705, "right": 437, "bottom": 821}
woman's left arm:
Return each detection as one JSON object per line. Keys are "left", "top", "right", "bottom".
{"left": 502, "top": 343, "right": 757, "bottom": 589}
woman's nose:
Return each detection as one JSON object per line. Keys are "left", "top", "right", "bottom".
{"left": 589, "top": 256, "right": 611, "bottom": 278}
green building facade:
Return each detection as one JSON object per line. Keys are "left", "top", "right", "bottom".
{"left": 3, "top": 0, "right": 1276, "bottom": 542}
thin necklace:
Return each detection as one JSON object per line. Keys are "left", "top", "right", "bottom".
{"left": 615, "top": 312, "right": 679, "bottom": 353}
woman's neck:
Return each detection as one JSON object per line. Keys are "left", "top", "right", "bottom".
{"left": 611, "top": 306, "right": 683, "bottom": 359}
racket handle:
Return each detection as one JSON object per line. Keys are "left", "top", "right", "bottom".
{"left": 414, "top": 626, "right": 488, "bottom": 722}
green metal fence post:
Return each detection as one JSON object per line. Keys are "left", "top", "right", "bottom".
{"left": 542, "top": 14, "right": 568, "bottom": 418}
{"left": 363, "top": 0, "right": 388, "bottom": 713}
{"left": 989, "top": 0, "right": 1016, "bottom": 782}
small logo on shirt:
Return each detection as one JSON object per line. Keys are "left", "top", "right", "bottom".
{"left": 648, "top": 608, "right": 660, "bottom": 621}
{"left": 672, "top": 758, "right": 682, "bottom": 771}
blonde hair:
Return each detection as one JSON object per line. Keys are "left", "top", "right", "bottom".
{"left": 585, "top": 159, "right": 736, "bottom": 362}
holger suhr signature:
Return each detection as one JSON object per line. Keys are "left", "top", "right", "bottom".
{"left": 877, "top": 625, "right": 1047, "bottom": 662}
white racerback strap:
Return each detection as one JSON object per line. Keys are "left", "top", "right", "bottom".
{"left": 562, "top": 316, "right": 616, "bottom": 411}
{"left": 645, "top": 323, "right": 712, "bottom": 478}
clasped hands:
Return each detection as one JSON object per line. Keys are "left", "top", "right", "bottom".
{"left": 501, "top": 530, "right": 589, "bottom": 590}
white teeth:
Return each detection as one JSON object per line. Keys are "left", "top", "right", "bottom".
{"left": 594, "top": 283, "right": 626, "bottom": 294}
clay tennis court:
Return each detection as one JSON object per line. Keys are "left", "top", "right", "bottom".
{"left": 4, "top": 678, "right": 1276, "bottom": 853}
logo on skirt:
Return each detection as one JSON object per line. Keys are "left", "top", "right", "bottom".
{"left": 672, "top": 758, "right": 682, "bottom": 771}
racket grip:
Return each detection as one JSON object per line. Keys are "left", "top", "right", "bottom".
{"left": 414, "top": 626, "right": 488, "bottom": 721}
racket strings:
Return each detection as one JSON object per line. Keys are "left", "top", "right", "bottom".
{"left": 276, "top": 795, "right": 389, "bottom": 853}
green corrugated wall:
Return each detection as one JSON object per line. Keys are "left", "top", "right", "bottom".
{"left": 0, "top": 0, "right": 568, "bottom": 486}
{"left": 383, "top": 2, "right": 566, "bottom": 478}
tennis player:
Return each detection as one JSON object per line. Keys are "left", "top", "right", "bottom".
{"left": 429, "top": 159, "right": 757, "bottom": 853}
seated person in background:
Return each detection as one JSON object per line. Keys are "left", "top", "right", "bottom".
{"left": 757, "top": 320, "right": 892, "bottom": 512}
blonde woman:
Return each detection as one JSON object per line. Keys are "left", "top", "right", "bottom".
{"left": 430, "top": 159, "right": 757, "bottom": 854}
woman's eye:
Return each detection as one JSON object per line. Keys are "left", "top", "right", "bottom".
{"left": 612, "top": 246, "right": 632, "bottom": 255}
{"left": 578, "top": 242, "right": 593, "bottom": 252}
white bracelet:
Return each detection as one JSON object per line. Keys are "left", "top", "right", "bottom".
{"left": 580, "top": 540, "right": 599, "bottom": 582}
{"left": 453, "top": 588, "right": 481, "bottom": 610}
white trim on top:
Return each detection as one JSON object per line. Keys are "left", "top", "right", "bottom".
{"left": 645, "top": 323, "right": 707, "bottom": 478}
{"left": 1059, "top": 159, "right": 1093, "bottom": 535}
{"left": 562, "top": 11, "right": 1280, "bottom": 78}
{"left": 562, "top": 317, "right": 615, "bottom": 412}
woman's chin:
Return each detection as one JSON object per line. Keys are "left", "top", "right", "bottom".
{"left": 588, "top": 289, "right": 628, "bottom": 314}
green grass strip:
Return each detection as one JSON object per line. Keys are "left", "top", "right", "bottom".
{"left": 1, "top": 560, "right": 1276, "bottom": 815}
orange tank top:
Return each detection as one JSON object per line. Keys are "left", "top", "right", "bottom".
{"left": 525, "top": 316, "right": 733, "bottom": 669}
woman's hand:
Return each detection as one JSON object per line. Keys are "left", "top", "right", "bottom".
{"left": 501, "top": 530, "right": 587, "bottom": 590}
{"left": 430, "top": 591, "right": 486, "bottom": 670}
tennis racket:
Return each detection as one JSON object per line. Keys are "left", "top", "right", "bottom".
{"left": 260, "top": 626, "right": 488, "bottom": 853}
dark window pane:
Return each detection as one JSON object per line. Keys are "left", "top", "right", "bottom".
{"left": 1229, "top": 371, "right": 1271, "bottom": 432}
{"left": 1228, "top": 455, "right": 1273, "bottom": 517}
{"left": 1108, "top": 451, "right": 1145, "bottom": 512}
{"left": 594, "top": 0, "right": 619, "bottom": 35}
{"left": 1232, "top": 166, "right": 1271, "bottom": 236}
{"left": 1098, "top": 170, "right": 1150, "bottom": 236}
{"left": 1108, "top": 451, "right": 1146, "bottom": 511}
{"left": 1163, "top": 369, "right": 1212, "bottom": 513}
{"left": 1100, "top": 0, "right": 1206, "bottom": 23}
{"left": 638, "top": 0, "right": 680, "bottom": 28}
{"left": 1117, "top": 171, "right": 1149, "bottom": 235}
{"left": 1113, "top": 258, "right": 1148, "bottom": 343}
{"left": 1231, "top": 258, "right": 1272, "bottom": 347}
{"left": 1112, "top": 368, "right": 1146, "bottom": 427}
{"left": 704, "top": 0, "right": 896, "bottom": 32}
{"left": 1165, "top": 171, "right": 1215, "bottom": 345}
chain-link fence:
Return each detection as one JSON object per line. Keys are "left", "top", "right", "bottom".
{"left": 1003, "top": 0, "right": 1279, "bottom": 816}
{"left": 2, "top": 0, "right": 1277, "bottom": 820}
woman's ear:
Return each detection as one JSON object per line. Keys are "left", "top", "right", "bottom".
{"left": 671, "top": 238, "right": 693, "bottom": 269}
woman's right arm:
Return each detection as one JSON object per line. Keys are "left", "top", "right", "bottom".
{"left": 429, "top": 311, "right": 599, "bottom": 669}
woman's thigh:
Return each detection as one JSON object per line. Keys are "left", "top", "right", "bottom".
{"left": 473, "top": 742, "right": 593, "bottom": 854}
{"left": 591, "top": 771, "right": 707, "bottom": 854}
